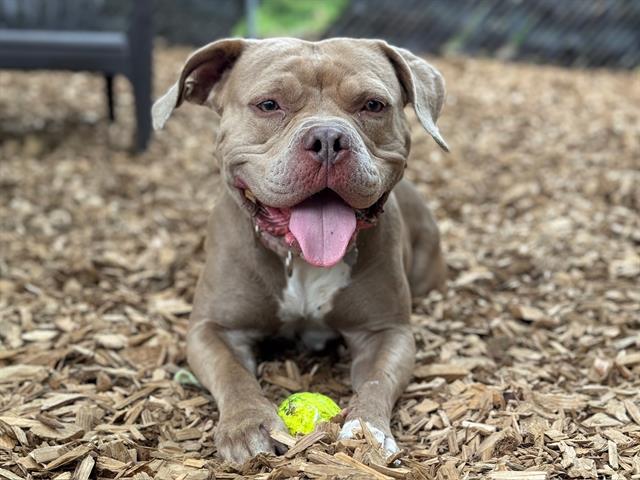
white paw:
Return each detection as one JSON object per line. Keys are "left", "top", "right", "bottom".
{"left": 338, "top": 419, "right": 399, "bottom": 456}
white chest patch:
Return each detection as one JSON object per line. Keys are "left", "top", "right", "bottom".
{"left": 278, "top": 258, "right": 351, "bottom": 349}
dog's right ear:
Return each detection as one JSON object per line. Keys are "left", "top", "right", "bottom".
{"left": 152, "top": 38, "right": 250, "bottom": 130}
{"left": 378, "top": 42, "right": 449, "bottom": 152}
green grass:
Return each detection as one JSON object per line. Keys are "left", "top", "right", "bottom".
{"left": 233, "top": 0, "right": 349, "bottom": 39}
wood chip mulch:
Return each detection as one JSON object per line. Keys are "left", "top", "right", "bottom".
{"left": 1, "top": 47, "right": 639, "bottom": 480}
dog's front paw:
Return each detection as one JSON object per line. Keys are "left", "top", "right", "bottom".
{"left": 338, "top": 418, "right": 399, "bottom": 456}
{"left": 215, "top": 401, "right": 288, "bottom": 464}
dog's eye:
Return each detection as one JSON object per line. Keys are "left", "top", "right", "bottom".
{"left": 256, "top": 100, "right": 280, "bottom": 112}
{"left": 363, "top": 99, "right": 385, "bottom": 113}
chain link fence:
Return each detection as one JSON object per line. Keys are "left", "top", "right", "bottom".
{"left": 2, "top": 0, "right": 638, "bottom": 69}
{"left": 325, "top": 0, "right": 640, "bottom": 69}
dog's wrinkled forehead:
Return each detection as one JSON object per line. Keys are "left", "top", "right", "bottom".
{"left": 226, "top": 39, "right": 402, "bottom": 101}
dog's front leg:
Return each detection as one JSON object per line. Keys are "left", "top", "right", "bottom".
{"left": 339, "top": 326, "right": 415, "bottom": 455}
{"left": 187, "top": 320, "right": 287, "bottom": 463}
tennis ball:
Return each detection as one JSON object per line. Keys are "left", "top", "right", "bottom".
{"left": 277, "top": 392, "right": 341, "bottom": 435}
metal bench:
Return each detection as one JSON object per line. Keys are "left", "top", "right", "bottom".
{"left": 0, "top": 0, "right": 152, "bottom": 151}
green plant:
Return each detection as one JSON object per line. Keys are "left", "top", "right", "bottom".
{"left": 233, "top": 0, "right": 349, "bottom": 39}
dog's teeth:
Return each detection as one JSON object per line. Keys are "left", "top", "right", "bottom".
{"left": 244, "top": 189, "right": 256, "bottom": 203}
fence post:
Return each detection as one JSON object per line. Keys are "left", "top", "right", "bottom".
{"left": 245, "top": 0, "right": 259, "bottom": 38}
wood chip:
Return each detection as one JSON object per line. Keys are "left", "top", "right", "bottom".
{"left": 488, "top": 472, "right": 547, "bottom": 480}
{"left": 608, "top": 439, "right": 619, "bottom": 469}
{"left": 461, "top": 420, "right": 497, "bottom": 434}
{"left": 173, "top": 427, "right": 202, "bottom": 442}
{"left": 183, "top": 459, "right": 206, "bottom": 468}
{"left": 616, "top": 352, "right": 640, "bottom": 366}
{"left": 73, "top": 455, "right": 95, "bottom": 480}
{"left": 45, "top": 445, "right": 93, "bottom": 470}
{"left": 412, "top": 398, "right": 440, "bottom": 414}
{"left": 0, "top": 365, "right": 47, "bottom": 384}
{"left": 30, "top": 445, "right": 68, "bottom": 464}
{"left": 285, "top": 430, "right": 327, "bottom": 458}
{"left": 41, "top": 393, "right": 86, "bottom": 411}
{"left": 269, "top": 429, "right": 297, "bottom": 448}
{"left": 113, "top": 386, "right": 159, "bottom": 410}
{"left": 414, "top": 364, "right": 470, "bottom": 381}
{"left": 333, "top": 452, "right": 393, "bottom": 480}
{"left": 31, "top": 423, "right": 84, "bottom": 442}
{"left": 94, "top": 333, "right": 128, "bottom": 350}
{"left": 623, "top": 399, "right": 640, "bottom": 425}
{"left": 95, "top": 456, "right": 127, "bottom": 472}
{"left": 0, "top": 468, "right": 24, "bottom": 480}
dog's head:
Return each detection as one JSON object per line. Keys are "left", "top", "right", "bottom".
{"left": 153, "top": 38, "right": 447, "bottom": 267}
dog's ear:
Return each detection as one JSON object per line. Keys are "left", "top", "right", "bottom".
{"left": 152, "top": 38, "right": 250, "bottom": 130}
{"left": 379, "top": 42, "right": 449, "bottom": 152}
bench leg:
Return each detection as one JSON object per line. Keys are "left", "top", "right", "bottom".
{"left": 129, "top": 0, "right": 153, "bottom": 152}
{"left": 132, "top": 75, "right": 151, "bottom": 152}
{"left": 105, "top": 75, "right": 115, "bottom": 122}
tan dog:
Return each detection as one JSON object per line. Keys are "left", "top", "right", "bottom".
{"left": 153, "top": 37, "right": 448, "bottom": 463}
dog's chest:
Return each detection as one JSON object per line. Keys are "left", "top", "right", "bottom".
{"left": 277, "top": 259, "right": 350, "bottom": 349}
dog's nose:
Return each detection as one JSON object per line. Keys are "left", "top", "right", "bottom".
{"left": 302, "top": 126, "right": 350, "bottom": 164}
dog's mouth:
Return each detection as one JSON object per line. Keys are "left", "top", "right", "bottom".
{"left": 238, "top": 184, "right": 387, "bottom": 268}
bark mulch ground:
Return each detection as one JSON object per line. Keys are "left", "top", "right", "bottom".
{"left": 1, "top": 47, "right": 639, "bottom": 479}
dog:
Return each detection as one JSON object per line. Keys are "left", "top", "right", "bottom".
{"left": 152, "top": 37, "right": 448, "bottom": 463}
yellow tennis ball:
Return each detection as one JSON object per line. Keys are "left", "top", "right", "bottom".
{"left": 277, "top": 392, "right": 341, "bottom": 435}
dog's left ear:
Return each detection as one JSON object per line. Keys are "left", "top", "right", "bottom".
{"left": 379, "top": 42, "right": 449, "bottom": 152}
{"left": 152, "top": 38, "right": 251, "bottom": 130}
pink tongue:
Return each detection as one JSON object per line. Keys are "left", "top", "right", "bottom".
{"left": 289, "top": 190, "right": 356, "bottom": 268}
